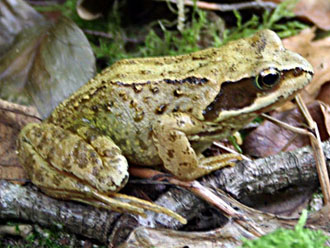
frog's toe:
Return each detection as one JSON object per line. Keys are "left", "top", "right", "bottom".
{"left": 42, "top": 184, "right": 186, "bottom": 223}
{"left": 93, "top": 191, "right": 187, "bottom": 224}
{"left": 200, "top": 153, "right": 242, "bottom": 169}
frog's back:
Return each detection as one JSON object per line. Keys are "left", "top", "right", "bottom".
{"left": 47, "top": 53, "right": 223, "bottom": 165}
{"left": 47, "top": 29, "right": 300, "bottom": 165}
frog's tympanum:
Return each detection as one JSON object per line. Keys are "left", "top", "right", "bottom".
{"left": 18, "top": 30, "right": 313, "bottom": 223}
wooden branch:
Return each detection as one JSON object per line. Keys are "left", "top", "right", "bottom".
{"left": 148, "top": 140, "right": 330, "bottom": 229}
{"left": 0, "top": 181, "right": 119, "bottom": 243}
{"left": 1, "top": 140, "right": 329, "bottom": 246}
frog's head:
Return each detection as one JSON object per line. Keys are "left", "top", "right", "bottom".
{"left": 202, "top": 29, "right": 313, "bottom": 123}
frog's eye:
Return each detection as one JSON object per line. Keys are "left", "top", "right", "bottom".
{"left": 255, "top": 68, "right": 281, "bottom": 90}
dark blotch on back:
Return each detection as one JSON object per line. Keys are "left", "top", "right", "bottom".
{"left": 174, "top": 88, "right": 183, "bottom": 97}
{"left": 251, "top": 34, "right": 267, "bottom": 54}
{"left": 155, "top": 104, "right": 167, "bottom": 114}
{"left": 164, "top": 77, "right": 208, "bottom": 85}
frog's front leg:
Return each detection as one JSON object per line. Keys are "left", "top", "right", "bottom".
{"left": 152, "top": 113, "right": 241, "bottom": 181}
{"left": 18, "top": 123, "right": 186, "bottom": 223}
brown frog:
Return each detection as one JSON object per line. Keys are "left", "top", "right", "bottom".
{"left": 17, "top": 29, "right": 313, "bottom": 223}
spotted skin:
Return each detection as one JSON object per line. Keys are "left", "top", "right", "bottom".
{"left": 17, "top": 30, "right": 313, "bottom": 221}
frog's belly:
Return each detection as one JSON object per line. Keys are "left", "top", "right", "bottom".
{"left": 114, "top": 129, "right": 162, "bottom": 167}
{"left": 100, "top": 111, "right": 162, "bottom": 166}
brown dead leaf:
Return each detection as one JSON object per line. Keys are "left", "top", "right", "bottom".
{"left": 294, "top": 0, "right": 330, "bottom": 31}
{"left": 265, "top": 0, "right": 330, "bottom": 30}
{"left": 320, "top": 103, "right": 330, "bottom": 137}
{"left": 307, "top": 204, "right": 330, "bottom": 227}
{"left": 0, "top": 99, "right": 40, "bottom": 183}
{"left": 0, "top": 0, "right": 44, "bottom": 57}
{"left": 243, "top": 101, "right": 329, "bottom": 157}
{"left": 0, "top": 167, "right": 27, "bottom": 184}
{"left": 0, "top": 0, "right": 96, "bottom": 118}
{"left": 283, "top": 28, "right": 330, "bottom": 103}
{"left": 317, "top": 82, "right": 330, "bottom": 105}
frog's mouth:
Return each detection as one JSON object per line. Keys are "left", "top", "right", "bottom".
{"left": 255, "top": 87, "right": 301, "bottom": 114}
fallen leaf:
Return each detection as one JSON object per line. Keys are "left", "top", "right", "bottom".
{"left": 247, "top": 186, "right": 314, "bottom": 217}
{"left": 27, "top": 16, "right": 96, "bottom": 118}
{"left": 243, "top": 101, "right": 329, "bottom": 157}
{"left": 0, "top": 0, "right": 96, "bottom": 118}
{"left": 0, "top": 0, "right": 46, "bottom": 104}
{"left": 317, "top": 82, "right": 330, "bottom": 105}
{"left": 320, "top": 103, "right": 330, "bottom": 137}
{"left": 0, "top": 99, "right": 40, "bottom": 183}
{"left": 0, "top": 0, "right": 44, "bottom": 57}
{"left": 294, "top": 0, "right": 330, "bottom": 31}
{"left": 77, "top": 0, "right": 108, "bottom": 20}
{"left": 283, "top": 28, "right": 330, "bottom": 104}
{"left": 0, "top": 167, "right": 27, "bottom": 184}
{"left": 307, "top": 204, "right": 330, "bottom": 227}
{"left": 265, "top": 0, "right": 330, "bottom": 30}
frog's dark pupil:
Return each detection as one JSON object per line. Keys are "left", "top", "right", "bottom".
{"left": 257, "top": 72, "right": 280, "bottom": 90}
{"left": 263, "top": 73, "right": 279, "bottom": 86}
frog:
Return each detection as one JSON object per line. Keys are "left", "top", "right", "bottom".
{"left": 17, "top": 29, "right": 313, "bottom": 223}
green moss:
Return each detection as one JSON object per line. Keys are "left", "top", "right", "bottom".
{"left": 213, "top": 0, "right": 308, "bottom": 43}
{"left": 24, "top": 227, "right": 69, "bottom": 248}
{"left": 139, "top": 0, "right": 308, "bottom": 57}
{"left": 139, "top": 4, "right": 209, "bottom": 56}
{"left": 241, "top": 210, "right": 329, "bottom": 248}
{"left": 34, "top": 0, "right": 309, "bottom": 67}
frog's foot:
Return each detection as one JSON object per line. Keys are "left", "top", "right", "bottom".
{"left": 175, "top": 153, "right": 242, "bottom": 180}
{"left": 95, "top": 192, "right": 187, "bottom": 224}
{"left": 198, "top": 153, "right": 242, "bottom": 170}
{"left": 41, "top": 187, "right": 145, "bottom": 216}
{"left": 42, "top": 188, "right": 187, "bottom": 224}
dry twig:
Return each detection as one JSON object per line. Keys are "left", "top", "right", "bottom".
{"left": 165, "top": 0, "right": 276, "bottom": 11}
{"left": 261, "top": 95, "right": 330, "bottom": 204}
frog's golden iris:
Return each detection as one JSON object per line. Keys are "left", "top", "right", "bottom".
{"left": 255, "top": 67, "right": 281, "bottom": 90}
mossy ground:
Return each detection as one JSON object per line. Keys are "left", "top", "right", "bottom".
{"left": 241, "top": 210, "right": 329, "bottom": 248}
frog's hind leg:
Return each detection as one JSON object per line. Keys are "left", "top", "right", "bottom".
{"left": 18, "top": 122, "right": 186, "bottom": 223}
{"left": 18, "top": 122, "right": 129, "bottom": 193}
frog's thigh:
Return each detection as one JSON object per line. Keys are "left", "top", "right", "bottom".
{"left": 152, "top": 113, "right": 240, "bottom": 181}
{"left": 18, "top": 122, "right": 128, "bottom": 193}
